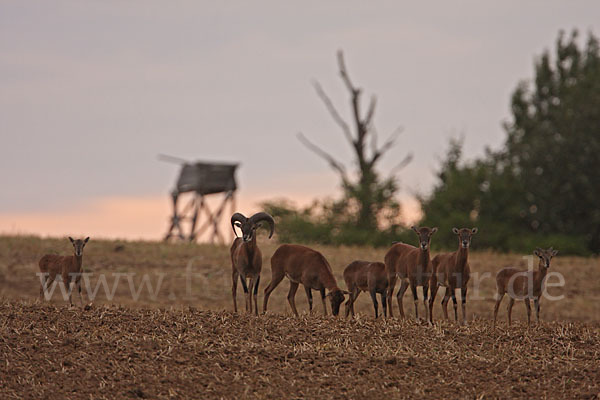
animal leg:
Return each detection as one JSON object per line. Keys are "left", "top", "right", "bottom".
{"left": 42, "top": 275, "right": 56, "bottom": 301}
{"left": 493, "top": 292, "right": 504, "bottom": 328}
{"left": 231, "top": 271, "right": 239, "bottom": 313}
{"left": 450, "top": 287, "right": 458, "bottom": 321}
{"left": 77, "top": 277, "right": 84, "bottom": 307}
{"left": 387, "top": 275, "right": 397, "bottom": 318}
{"left": 253, "top": 275, "right": 260, "bottom": 316}
{"left": 461, "top": 286, "right": 468, "bottom": 325}
{"left": 320, "top": 288, "right": 327, "bottom": 316}
{"left": 409, "top": 282, "right": 419, "bottom": 320}
{"left": 305, "top": 286, "right": 313, "bottom": 314}
{"left": 441, "top": 287, "right": 451, "bottom": 320}
{"left": 246, "top": 277, "right": 256, "bottom": 314}
{"left": 351, "top": 288, "right": 360, "bottom": 317}
{"left": 240, "top": 275, "right": 250, "bottom": 312}
{"left": 287, "top": 281, "right": 300, "bottom": 317}
{"left": 240, "top": 275, "right": 249, "bottom": 293}
{"left": 369, "top": 289, "right": 379, "bottom": 319}
{"left": 344, "top": 285, "right": 355, "bottom": 318}
{"left": 64, "top": 273, "right": 74, "bottom": 306}
{"left": 534, "top": 297, "right": 541, "bottom": 324}
{"left": 396, "top": 280, "right": 409, "bottom": 318}
{"left": 380, "top": 292, "right": 388, "bottom": 318}
{"left": 422, "top": 282, "right": 429, "bottom": 322}
{"left": 39, "top": 273, "right": 48, "bottom": 299}
{"left": 524, "top": 298, "right": 531, "bottom": 326}
{"left": 428, "top": 283, "right": 439, "bottom": 324}
{"left": 262, "top": 268, "right": 284, "bottom": 314}
{"left": 507, "top": 297, "right": 515, "bottom": 326}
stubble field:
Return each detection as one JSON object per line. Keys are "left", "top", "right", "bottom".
{"left": 1, "top": 235, "right": 599, "bottom": 399}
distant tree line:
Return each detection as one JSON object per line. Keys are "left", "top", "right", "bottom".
{"left": 420, "top": 30, "right": 600, "bottom": 255}
{"left": 266, "top": 30, "right": 600, "bottom": 255}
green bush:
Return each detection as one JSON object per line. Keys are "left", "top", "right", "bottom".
{"left": 261, "top": 200, "right": 415, "bottom": 248}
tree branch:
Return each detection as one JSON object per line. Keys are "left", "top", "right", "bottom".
{"left": 337, "top": 50, "right": 358, "bottom": 95}
{"left": 297, "top": 132, "right": 350, "bottom": 186}
{"left": 312, "top": 80, "right": 354, "bottom": 146}
{"left": 370, "top": 126, "right": 404, "bottom": 165}
{"left": 389, "top": 153, "right": 414, "bottom": 176}
{"left": 364, "top": 95, "right": 377, "bottom": 128}
{"left": 337, "top": 50, "right": 368, "bottom": 166}
{"left": 370, "top": 125, "right": 379, "bottom": 159}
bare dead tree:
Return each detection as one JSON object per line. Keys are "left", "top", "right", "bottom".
{"left": 298, "top": 50, "right": 412, "bottom": 230}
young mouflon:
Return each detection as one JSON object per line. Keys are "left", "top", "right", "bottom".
{"left": 493, "top": 247, "right": 558, "bottom": 327}
{"left": 39, "top": 237, "right": 90, "bottom": 306}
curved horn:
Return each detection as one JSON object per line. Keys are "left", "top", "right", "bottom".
{"left": 231, "top": 213, "right": 247, "bottom": 237}
{"left": 249, "top": 212, "right": 275, "bottom": 239}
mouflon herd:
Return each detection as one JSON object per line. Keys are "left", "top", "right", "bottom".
{"left": 38, "top": 212, "right": 559, "bottom": 327}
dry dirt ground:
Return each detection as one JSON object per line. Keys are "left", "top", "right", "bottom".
{"left": 1, "top": 301, "right": 599, "bottom": 399}
{"left": 1, "top": 235, "right": 600, "bottom": 398}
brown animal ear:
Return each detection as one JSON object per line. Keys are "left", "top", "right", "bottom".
{"left": 68, "top": 237, "right": 74, "bottom": 243}
{"left": 411, "top": 226, "right": 418, "bottom": 233}
{"left": 452, "top": 227, "right": 459, "bottom": 234}
{"left": 431, "top": 227, "right": 438, "bottom": 234}
{"left": 551, "top": 249, "right": 558, "bottom": 256}
{"left": 533, "top": 248, "right": 542, "bottom": 257}
{"left": 471, "top": 228, "right": 478, "bottom": 234}
{"left": 84, "top": 237, "right": 90, "bottom": 243}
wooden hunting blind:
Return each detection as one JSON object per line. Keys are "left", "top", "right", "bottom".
{"left": 163, "top": 158, "right": 239, "bottom": 243}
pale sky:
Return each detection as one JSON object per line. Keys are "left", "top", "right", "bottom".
{"left": 1, "top": 1, "right": 599, "bottom": 239}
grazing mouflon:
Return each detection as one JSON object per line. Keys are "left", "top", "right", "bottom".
{"left": 263, "top": 244, "right": 347, "bottom": 316}
{"left": 343, "top": 260, "right": 388, "bottom": 319}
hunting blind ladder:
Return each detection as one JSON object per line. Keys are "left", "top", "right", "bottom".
{"left": 160, "top": 155, "right": 238, "bottom": 244}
